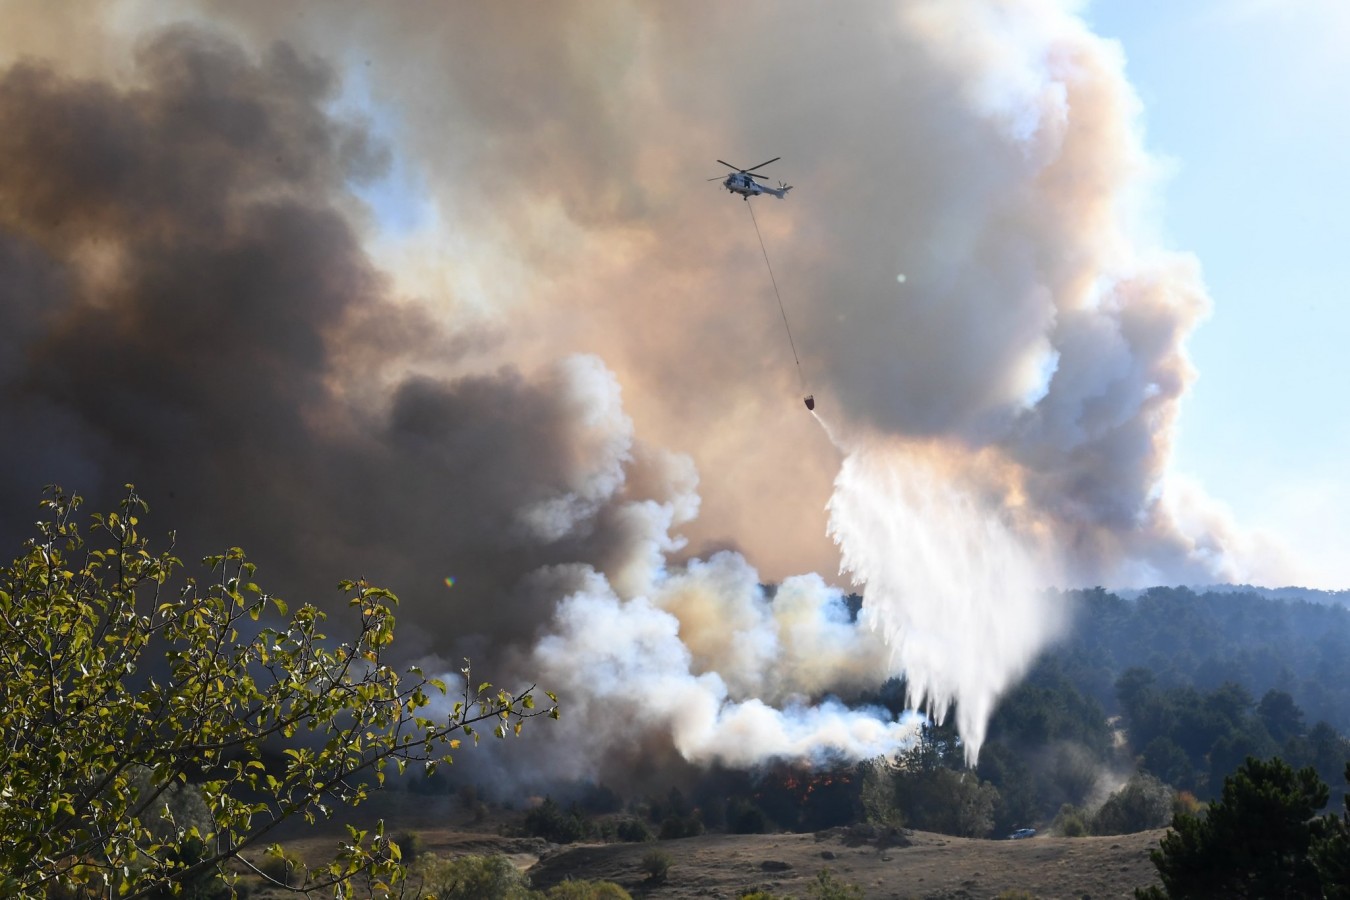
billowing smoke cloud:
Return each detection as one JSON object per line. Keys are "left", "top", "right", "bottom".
{"left": 0, "top": 22, "right": 920, "bottom": 780}
{"left": 0, "top": 30, "right": 648, "bottom": 644}
{"left": 525, "top": 559, "right": 920, "bottom": 778}
{"left": 0, "top": 1, "right": 1280, "bottom": 773}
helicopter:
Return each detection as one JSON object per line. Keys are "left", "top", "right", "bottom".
{"left": 709, "top": 157, "right": 793, "bottom": 200}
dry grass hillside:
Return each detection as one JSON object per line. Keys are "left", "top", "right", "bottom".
{"left": 248, "top": 796, "right": 1165, "bottom": 899}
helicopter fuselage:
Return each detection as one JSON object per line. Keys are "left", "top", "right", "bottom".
{"left": 723, "top": 171, "right": 791, "bottom": 199}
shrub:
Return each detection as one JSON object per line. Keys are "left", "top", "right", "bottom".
{"left": 1091, "top": 774, "right": 1173, "bottom": 835}
{"left": 1051, "top": 803, "right": 1089, "bottom": 837}
{"left": 392, "top": 830, "right": 425, "bottom": 866}
{"left": 614, "top": 817, "right": 653, "bottom": 843}
{"left": 1173, "top": 789, "right": 1204, "bottom": 818}
{"left": 659, "top": 815, "right": 705, "bottom": 840}
{"left": 640, "top": 849, "right": 672, "bottom": 883}
{"left": 727, "top": 798, "right": 771, "bottom": 834}
{"left": 805, "top": 868, "right": 864, "bottom": 899}
{"left": 415, "top": 853, "right": 535, "bottom": 900}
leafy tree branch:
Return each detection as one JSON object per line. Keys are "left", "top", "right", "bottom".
{"left": 0, "top": 486, "right": 557, "bottom": 898}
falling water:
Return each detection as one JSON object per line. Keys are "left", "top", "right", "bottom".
{"left": 823, "top": 427, "right": 1066, "bottom": 764}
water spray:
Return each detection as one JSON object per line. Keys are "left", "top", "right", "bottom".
{"left": 813, "top": 414, "right": 1067, "bottom": 765}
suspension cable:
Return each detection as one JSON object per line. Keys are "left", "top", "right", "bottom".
{"left": 746, "top": 200, "right": 807, "bottom": 394}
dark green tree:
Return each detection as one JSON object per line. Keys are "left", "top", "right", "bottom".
{"left": 1258, "top": 690, "right": 1306, "bottom": 744}
{"left": 521, "top": 798, "right": 590, "bottom": 844}
{"left": 1303, "top": 722, "right": 1350, "bottom": 809}
{"left": 976, "top": 741, "right": 1036, "bottom": 833}
{"left": 1140, "top": 736, "right": 1195, "bottom": 791}
{"left": 1137, "top": 756, "right": 1328, "bottom": 899}
{"left": 891, "top": 757, "right": 999, "bottom": 838}
{"left": 1208, "top": 724, "right": 1279, "bottom": 791}
{"left": 1312, "top": 763, "right": 1350, "bottom": 899}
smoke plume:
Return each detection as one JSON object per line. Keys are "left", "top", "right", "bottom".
{"left": 0, "top": 1, "right": 1276, "bottom": 775}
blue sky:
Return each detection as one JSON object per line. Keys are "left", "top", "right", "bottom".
{"left": 1086, "top": 1, "right": 1350, "bottom": 587}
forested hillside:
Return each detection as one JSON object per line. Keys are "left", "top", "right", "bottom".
{"left": 422, "top": 586, "right": 1350, "bottom": 846}
{"left": 1060, "top": 587, "right": 1350, "bottom": 730}
{"left": 969, "top": 586, "right": 1350, "bottom": 832}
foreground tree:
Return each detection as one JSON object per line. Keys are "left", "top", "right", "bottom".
{"left": 1313, "top": 763, "right": 1350, "bottom": 899}
{"left": 1136, "top": 756, "right": 1330, "bottom": 898}
{"left": 0, "top": 487, "right": 556, "bottom": 898}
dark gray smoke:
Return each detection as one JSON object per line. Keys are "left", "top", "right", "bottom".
{"left": 0, "top": 27, "right": 673, "bottom": 659}
{"left": 0, "top": 28, "right": 919, "bottom": 782}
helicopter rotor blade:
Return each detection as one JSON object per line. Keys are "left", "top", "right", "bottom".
{"left": 743, "top": 156, "right": 781, "bottom": 174}
{"left": 706, "top": 175, "right": 727, "bottom": 181}
{"left": 716, "top": 160, "right": 741, "bottom": 171}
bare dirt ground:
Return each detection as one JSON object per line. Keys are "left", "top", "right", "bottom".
{"left": 256, "top": 796, "right": 1164, "bottom": 900}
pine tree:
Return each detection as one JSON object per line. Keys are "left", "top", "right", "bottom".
{"left": 1137, "top": 756, "right": 1327, "bottom": 899}
{"left": 1312, "top": 763, "right": 1350, "bottom": 899}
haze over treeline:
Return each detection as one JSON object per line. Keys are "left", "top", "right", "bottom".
{"left": 983, "top": 586, "right": 1350, "bottom": 814}
{"left": 0, "top": 1, "right": 1329, "bottom": 779}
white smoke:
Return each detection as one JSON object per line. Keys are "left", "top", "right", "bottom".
{"left": 516, "top": 354, "right": 634, "bottom": 542}
{"left": 515, "top": 397, "right": 1064, "bottom": 774}
{"left": 524, "top": 520, "right": 924, "bottom": 778}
